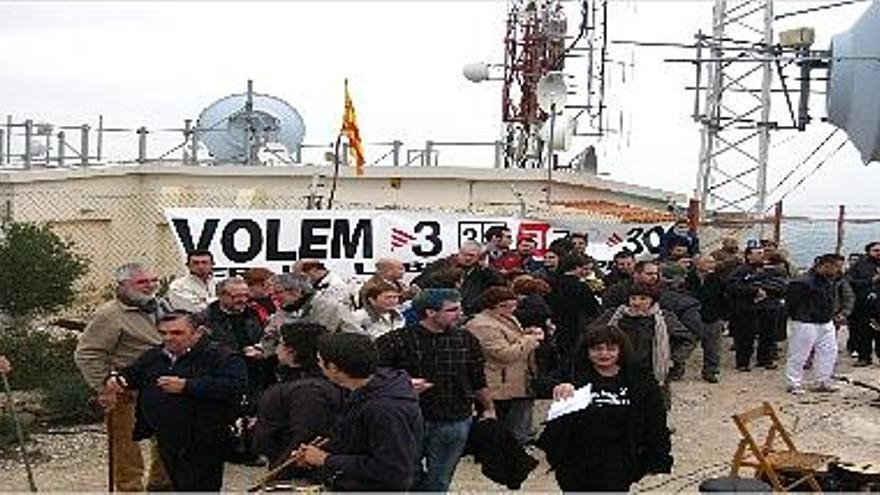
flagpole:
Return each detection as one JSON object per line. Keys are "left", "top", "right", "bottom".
{"left": 327, "top": 131, "right": 343, "bottom": 210}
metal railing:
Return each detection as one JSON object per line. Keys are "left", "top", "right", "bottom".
{"left": 0, "top": 114, "right": 600, "bottom": 174}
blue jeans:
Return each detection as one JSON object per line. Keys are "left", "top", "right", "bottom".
{"left": 416, "top": 417, "right": 472, "bottom": 492}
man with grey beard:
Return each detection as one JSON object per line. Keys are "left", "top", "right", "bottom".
{"left": 75, "top": 262, "right": 173, "bottom": 491}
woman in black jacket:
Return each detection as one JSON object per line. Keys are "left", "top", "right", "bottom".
{"left": 537, "top": 325, "right": 673, "bottom": 492}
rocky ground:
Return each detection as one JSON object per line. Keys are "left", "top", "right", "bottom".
{"left": 3, "top": 338, "right": 880, "bottom": 492}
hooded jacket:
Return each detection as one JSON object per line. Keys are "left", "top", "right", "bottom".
{"left": 324, "top": 368, "right": 424, "bottom": 491}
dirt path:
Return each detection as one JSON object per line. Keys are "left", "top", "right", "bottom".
{"left": 3, "top": 346, "right": 880, "bottom": 492}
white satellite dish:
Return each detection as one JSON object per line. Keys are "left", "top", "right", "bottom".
{"left": 198, "top": 85, "right": 305, "bottom": 163}
{"left": 826, "top": 1, "right": 880, "bottom": 163}
{"left": 463, "top": 62, "right": 491, "bottom": 83}
{"left": 536, "top": 72, "right": 568, "bottom": 114}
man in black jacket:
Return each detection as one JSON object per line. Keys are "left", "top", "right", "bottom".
{"left": 727, "top": 246, "right": 787, "bottom": 371}
{"left": 546, "top": 254, "right": 601, "bottom": 368}
{"left": 293, "top": 332, "right": 424, "bottom": 491}
{"left": 684, "top": 256, "right": 723, "bottom": 383}
{"left": 848, "top": 241, "right": 880, "bottom": 366}
{"left": 784, "top": 254, "right": 845, "bottom": 394}
{"left": 100, "top": 311, "right": 248, "bottom": 491}
{"left": 203, "top": 276, "right": 269, "bottom": 401}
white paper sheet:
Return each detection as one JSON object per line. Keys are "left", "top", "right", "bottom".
{"left": 546, "top": 383, "right": 593, "bottom": 422}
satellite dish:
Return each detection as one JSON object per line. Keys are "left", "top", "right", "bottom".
{"left": 539, "top": 115, "right": 574, "bottom": 151}
{"left": 536, "top": 72, "right": 568, "bottom": 114}
{"left": 826, "top": 1, "right": 880, "bottom": 163}
{"left": 463, "top": 62, "right": 491, "bottom": 83}
{"left": 198, "top": 90, "right": 305, "bottom": 163}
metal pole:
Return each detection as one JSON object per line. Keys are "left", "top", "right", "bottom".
{"left": 81, "top": 124, "right": 90, "bottom": 166}
{"left": 546, "top": 103, "right": 556, "bottom": 207}
{"left": 424, "top": 140, "right": 434, "bottom": 166}
{"left": 192, "top": 119, "right": 200, "bottom": 165}
{"left": 183, "top": 119, "right": 192, "bottom": 165}
{"left": 137, "top": 127, "right": 148, "bottom": 164}
{"left": 835, "top": 204, "right": 845, "bottom": 255}
{"left": 341, "top": 142, "right": 350, "bottom": 167}
{"left": 0, "top": 129, "right": 4, "bottom": 165}
{"left": 44, "top": 131, "right": 51, "bottom": 166}
{"left": 392, "top": 140, "right": 402, "bottom": 167}
{"left": 23, "top": 120, "right": 33, "bottom": 169}
{"left": 244, "top": 79, "right": 254, "bottom": 165}
{"left": 755, "top": 0, "right": 774, "bottom": 237}
{"left": 97, "top": 114, "right": 104, "bottom": 162}
{"left": 5, "top": 115, "right": 11, "bottom": 165}
{"left": 773, "top": 201, "right": 783, "bottom": 244}
{"left": 2, "top": 371, "right": 38, "bottom": 492}
{"left": 57, "top": 131, "right": 65, "bottom": 167}
{"left": 797, "top": 47, "right": 812, "bottom": 131}
{"left": 494, "top": 140, "right": 504, "bottom": 168}
{"left": 327, "top": 133, "right": 343, "bottom": 210}
{"left": 696, "top": 0, "right": 726, "bottom": 217}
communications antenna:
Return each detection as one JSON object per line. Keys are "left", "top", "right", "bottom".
{"left": 197, "top": 80, "right": 306, "bottom": 165}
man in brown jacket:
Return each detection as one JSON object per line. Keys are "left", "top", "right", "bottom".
{"left": 74, "top": 262, "right": 173, "bottom": 491}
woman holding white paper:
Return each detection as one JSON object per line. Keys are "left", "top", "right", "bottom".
{"left": 536, "top": 325, "right": 672, "bottom": 492}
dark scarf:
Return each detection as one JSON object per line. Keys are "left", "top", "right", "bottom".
{"left": 117, "top": 290, "right": 158, "bottom": 314}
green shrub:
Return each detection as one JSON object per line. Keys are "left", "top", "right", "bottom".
{"left": 0, "top": 328, "right": 80, "bottom": 391}
{"left": 0, "top": 222, "right": 89, "bottom": 324}
{"left": 41, "top": 373, "right": 101, "bottom": 424}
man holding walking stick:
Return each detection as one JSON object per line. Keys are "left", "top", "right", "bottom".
{"left": 74, "top": 263, "right": 173, "bottom": 491}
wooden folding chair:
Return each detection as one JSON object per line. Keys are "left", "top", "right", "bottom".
{"left": 730, "top": 401, "right": 838, "bottom": 492}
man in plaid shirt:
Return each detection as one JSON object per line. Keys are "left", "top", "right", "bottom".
{"left": 377, "top": 289, "right": 496, "bottom": 491}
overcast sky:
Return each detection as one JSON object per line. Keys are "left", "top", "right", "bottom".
{"left": 1, "top": 0, "right": 878, "bottom": 217}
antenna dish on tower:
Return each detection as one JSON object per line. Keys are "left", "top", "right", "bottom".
{"left": 826, "top": 1, "right": 880, "bottom": 163}
{"left": 463, "top": 62, "right": 491, "bottom": 83}
{"left": 536, "top": 72, "right": 568, "bottom": 114}
{"left": 197, "top": 81, "right": 305, "bottom": 164}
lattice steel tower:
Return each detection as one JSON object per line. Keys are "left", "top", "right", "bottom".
{"left": 694, "top": 0, "right": 775, "bottom": 221}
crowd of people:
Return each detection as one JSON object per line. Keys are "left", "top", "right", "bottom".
{"left": 41, "top": 219, "right": 879, "bottom": 492}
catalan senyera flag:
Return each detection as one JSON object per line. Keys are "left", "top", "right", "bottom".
{"left": 341, "top": 79, "right": 366, "bottom": 176}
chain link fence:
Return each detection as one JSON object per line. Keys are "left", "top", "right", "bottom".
{"left": 697, "top": 204, "right": 880, "bottom": 271}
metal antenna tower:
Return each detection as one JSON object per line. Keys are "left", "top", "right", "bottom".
{"left": 497, "top": 0, "right": 610, "bottom": 170}
{"left": 694, "top": 0, "right": 775, "bottom": 223}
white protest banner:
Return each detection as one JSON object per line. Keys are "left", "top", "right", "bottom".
{"left": 164, "top": 208, "right": 670, "bottom": 280}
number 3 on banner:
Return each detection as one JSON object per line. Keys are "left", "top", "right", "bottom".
{"left": 413, "top": 221, "right": 442, "bottom": 257}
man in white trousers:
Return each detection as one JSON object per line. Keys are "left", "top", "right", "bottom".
{"left": 784, "top": 254, "right": 846, "bottom": 395}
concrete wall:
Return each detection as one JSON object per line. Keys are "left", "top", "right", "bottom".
{"left": 0, "top": 163, "right": 685, "bottom": 298}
